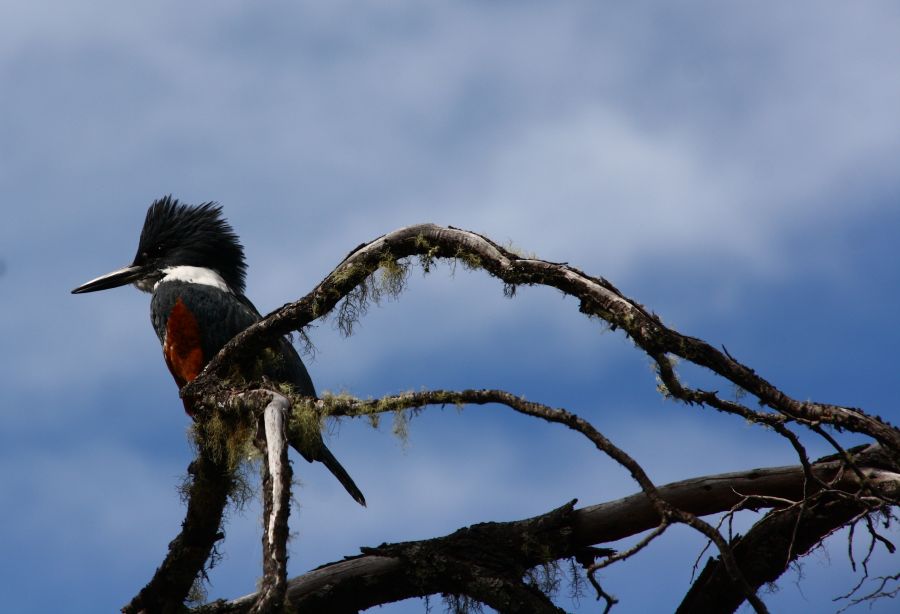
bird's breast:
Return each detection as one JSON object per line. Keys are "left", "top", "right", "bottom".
{"left": 163, "top": 297, "right": 206, "bottom": 390}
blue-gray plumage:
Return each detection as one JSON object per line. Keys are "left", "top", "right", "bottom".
{"left": 149, "top": 280, "right": 315, "bottom": 393}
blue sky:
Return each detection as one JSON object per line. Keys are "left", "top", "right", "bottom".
{"left": 1, "top": 2, "right": 899, "bottom": 612}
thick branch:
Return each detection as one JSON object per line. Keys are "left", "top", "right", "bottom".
{"left": 318, "top": 388, "right": 764, "bottom": 609}
{"left": 282, "top": 388, "right": 898, "bottom": 612}
{"left": 124, "top": 451, "right": 233, "bottom": 613}
{"left": 198, "top": 459, "right": 898, "bottom": 613}
{"left": 676, "top": 496, "right": 881, "bottom": 614}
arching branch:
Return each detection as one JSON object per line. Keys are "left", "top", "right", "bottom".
{"left": 161, "top": 224, "right": 900, "bottom": 612}
{"left": 293, "top": 389, "right": 764, "bottom": 607}
{"left": 196, "top": 387, "right": 898, "bottom": 611}
{"left": 184, "top": 224, "right": 900, "bottom": 457}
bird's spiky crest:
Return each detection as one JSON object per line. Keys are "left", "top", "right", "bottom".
{"left": 136, "top": 195, "right": 247, "bottom": 293}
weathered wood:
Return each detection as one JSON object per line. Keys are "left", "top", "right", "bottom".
{"left": 677, "top": 495, "right": 875, "bottom": 614}
{"left": 197, "top": 453, "right": 898, "bottom": 613}
{"left": 123, "top": 451, "right": 233, "bottom": 614}
{"left": 250, "top": 395, "right": 292, "bottom": 614}
{"left": 184, "top": 224, "right": 900, "bottom": 458}
{"left": 165, "top": 223, "right": 900, "bottom": 612}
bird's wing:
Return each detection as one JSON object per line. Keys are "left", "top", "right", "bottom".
{"left": 231, "top": 293, "right": 316, "bottom": 397}
{"left": 154, "top": 283, "right": 364, "bottom": 505}
{"left": 234, "top": 297, "right": 363, "bottom": 504}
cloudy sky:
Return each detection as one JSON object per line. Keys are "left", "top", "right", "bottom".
{"left": 2, "top": 2, "right": 899, "bottom": 612}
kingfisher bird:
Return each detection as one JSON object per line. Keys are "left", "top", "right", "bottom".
{"left": 72, "top": 196, "right": 365, "bottom": 506}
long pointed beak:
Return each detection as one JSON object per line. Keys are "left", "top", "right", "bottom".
{"left": 71, "top": 264, "right": 145, "bottom": 294}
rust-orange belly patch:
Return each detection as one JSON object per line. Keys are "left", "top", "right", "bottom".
{"left": 163, "top": 298, "right": 206, "bottom": 390}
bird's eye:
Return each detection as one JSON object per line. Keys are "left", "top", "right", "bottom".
{"left": 153, "top": 244, "right": 165, "bottom": 255}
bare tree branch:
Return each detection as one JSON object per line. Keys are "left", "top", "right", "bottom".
{"left": 249, "top": 395, "right": 293, "bottom": 614}
{"left": 285, "top": 387, "right": 765, "bottom": 609}
{"left": 123, "top": 450, "right": 233, "bottom": 613}
{"left": 836, "top": 571, "right": 900, "bottom": 612}
{"left": 162, "top": 224, "right": 900, "bottom": 612}
{"left": 195, "top": 456, "right": 898, "bottom": 613}
{"left": 676, "top": 499, "right": 886, "bottom": 614}
{"left": 183, "top": 224, "right": 900, "bottom": 458}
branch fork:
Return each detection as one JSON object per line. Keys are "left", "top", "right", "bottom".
{"left": 123, "top": 223, "right": 899, "bottom": 613}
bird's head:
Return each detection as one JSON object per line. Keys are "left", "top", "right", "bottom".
{"left": 72, "top": 195, "right": 247, "bottom": 295}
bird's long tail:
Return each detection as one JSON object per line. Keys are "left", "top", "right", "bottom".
{"left": 288, "top": 428, "right": 366, "bottom": 506}
{"left": 317, "top": 443, "right": 367, "bottom": 506}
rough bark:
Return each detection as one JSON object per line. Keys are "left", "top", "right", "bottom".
{"left": 123, "top": 451, "right": 233, "bottom": 613}
{"left": 196, "top": 454, "right": 898, "bottom": 613}
{"left": 676, "top": 496, "right": 880, "bottom": 614}
{"left": 158, "top": 223, "right": 900, "bottom": 612}
{"left": 249, "top": 397, "right": 292, "bottom": 614}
